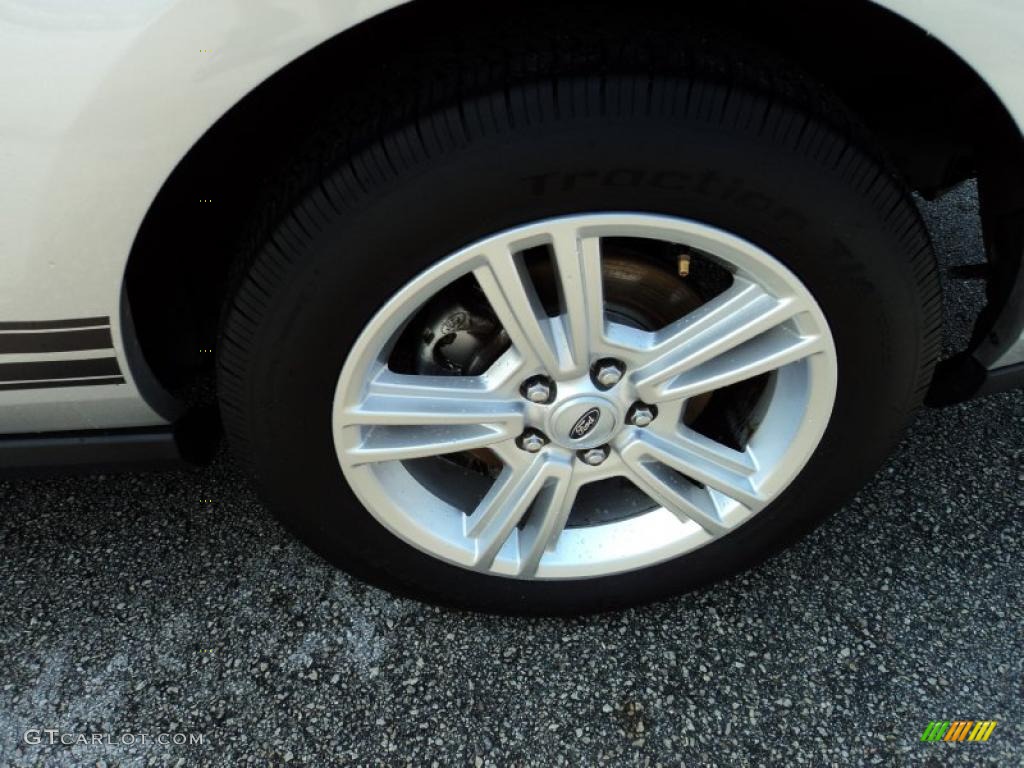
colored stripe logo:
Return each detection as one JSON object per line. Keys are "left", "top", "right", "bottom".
{"left": 921, "top": 721, "right": 997, "bottom": 742}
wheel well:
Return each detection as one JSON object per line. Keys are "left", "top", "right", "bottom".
{"left": 124, "top": 0, "right": 1024, "bottom": 404}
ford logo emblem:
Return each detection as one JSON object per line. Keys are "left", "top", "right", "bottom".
{"left": 570, "top": 408, "right": 601, "bottom": 439}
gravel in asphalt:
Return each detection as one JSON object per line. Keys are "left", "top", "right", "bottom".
{"left": 0, "top": 182, "right": 1021, "bottom": 767}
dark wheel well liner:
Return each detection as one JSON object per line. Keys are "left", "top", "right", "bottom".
{"left": 122, "top": 0, "right": 1023, "bottom": 404}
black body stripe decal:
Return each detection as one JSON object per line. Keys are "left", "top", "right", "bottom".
{"left": 0, "top": 317, "right": 125, "bottom": 391}
{"left": 0, "top": 328, "right": 114, "bottom": 354}
{"left": 0, "top": 357, "right": 121, "bottom": 382}
{"left": 0, "top": 376, "right": 126, "bottom": 392}
{"left": 0, "top": 317, "right": 110, "bottom": 331}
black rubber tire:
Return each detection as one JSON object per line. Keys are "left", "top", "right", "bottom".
{"left": 217, "top": 44, "right": 941, "bottom": 615}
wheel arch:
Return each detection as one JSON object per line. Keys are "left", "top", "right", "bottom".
{"left": 122, "top": 0, "right": 1024, "bottom": 406}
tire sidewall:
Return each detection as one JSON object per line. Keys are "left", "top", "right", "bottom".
{"left": 229, "top": 105, "right": 930, "bottom": 613}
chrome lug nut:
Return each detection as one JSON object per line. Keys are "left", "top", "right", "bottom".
{"left": 521, "top": 376, "right": 555, "bottom": 404}
{"left": 592, "top": 359, "right": 626, "bottom": 389}
{"left": 628, "top": 403, "right": 657, "bottom": 427}
{"left": 517, "top": 430, "right": 548, "bottom": 453}
{"left": 579, "top": 446, "right": 610, "bottom": 466}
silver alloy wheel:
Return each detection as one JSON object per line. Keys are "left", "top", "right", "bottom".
{"left": 332, "top": 214, "right": 838, "bottom": 580}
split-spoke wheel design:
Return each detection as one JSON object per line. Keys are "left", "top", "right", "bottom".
{"left": 333, "top": 215, "right": 837, "bottom": 579}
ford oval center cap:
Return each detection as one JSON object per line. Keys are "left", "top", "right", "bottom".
{"left": 549, "top": 397, "right": 618, "bottom": 449}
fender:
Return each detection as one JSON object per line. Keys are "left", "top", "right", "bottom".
{"left": 0, "top": 0, "right": 408, "bottom": 432}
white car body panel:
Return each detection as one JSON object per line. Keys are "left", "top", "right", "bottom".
{"left": 0, "top": 0, "right": 1020, "bottom": 433}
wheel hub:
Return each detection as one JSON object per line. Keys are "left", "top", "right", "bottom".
{"left": 546, "top": 390, "right": 621, "bottom": 449}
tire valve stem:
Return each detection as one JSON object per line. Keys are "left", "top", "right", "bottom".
{"left": 677, "top": 250, "right": 691, "bottom": 278}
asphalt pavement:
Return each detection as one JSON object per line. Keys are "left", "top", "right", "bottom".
{"left": 1, "top": 182, "right": 1021, "bottom": 766}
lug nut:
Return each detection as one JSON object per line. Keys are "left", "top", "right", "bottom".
{"left": 521, "top": 376, "right": 555, "bottom": 404}
{"left": 517, "top": 430, "right": 548, "bottom": 453}
{"left": 592, "top": 359, "right": 626, "bottom": 389}
{"left": 628, "top": 403, "right": 657, "bottom": 428}
{"left": 579, "top": 446, "right": 610, "bottom": 466}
